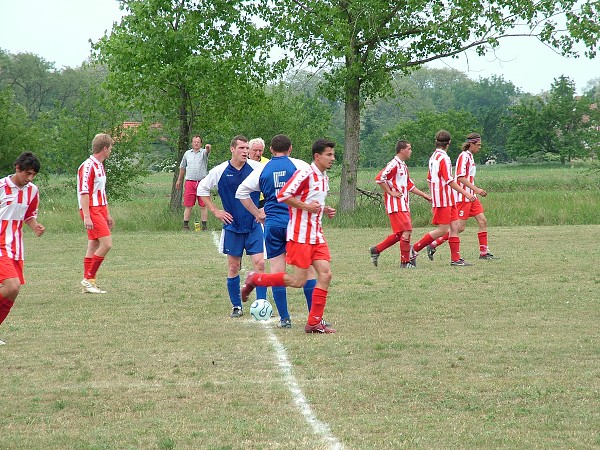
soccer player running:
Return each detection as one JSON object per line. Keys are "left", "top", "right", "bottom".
{"left": 197, "top": 135, "right": 267, "bottom": 318}
{"left": 410, "top": 130, "right": 477, "bottom": 266}
{"left": 369, "top": 140, "right": 431, "bottom": 268}
{"left": 426, "top": 132, "right": 498, "bottom": 261}
{"left": 78, "top": 133, "right": 114, "bottom": 294}
{"left": 241, "top": 138, "right": 337, "bottom": 334}
{"left": 236, "top": 134, "right": 321, "bottom": 329}
{"left": 0, "top": 152, "right": 45, "bottom": 345}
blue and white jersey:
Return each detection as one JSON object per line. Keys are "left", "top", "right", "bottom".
{"left": 198, "top": 159, "right": 261, "bottom": 233}
{"left": 236, "top": 156, "right": 310, "bottom": 228}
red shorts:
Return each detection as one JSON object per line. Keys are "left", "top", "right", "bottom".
{"left": 0, "top": 256, "right": 25, "bottom": 284}
{"left": 388, "top": 211, "right": 412, "bottom": 234}
{"left": 457, "top": 198, "right": 484, "bottom": 220}
{"left": 80, "top": 206, "right": 111, "bottom": 240}
{"left": 432, "top": 204, "right": 459, "bottom": 225}
{"left": 183, "top": 180, "right": 206, "bottom": 208}
{"left": 285, "top": 241, "right": 330, "bottom": 269}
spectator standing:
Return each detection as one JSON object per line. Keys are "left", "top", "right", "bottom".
{"left": 176, "top": 134, "right": 211, "bottom": 231}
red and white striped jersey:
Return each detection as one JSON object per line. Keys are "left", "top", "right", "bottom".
{"left": 277, "top": 162, "right": 329, "bottom": 244}
{"left": 0, "top": 176, "right": 39, "bottom": 260}
{"left": 427, "top": 149, "right": 455, "bottom": 207}
{"left": 77, "top": 156, "right": 107, "bottom": 208}
{"left": 376, "top": 156, "right": 415, "bottom": 213}
{"left": 454, "top": 150, "right": 476, "bottom": 202}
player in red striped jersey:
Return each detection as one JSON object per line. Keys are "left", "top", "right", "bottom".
{"left": 369, "top": 140, "right": 431, "bottom": 268}
{"left": 410, "top": 130, "right": 476, "bottom": 266}
{"left": 240, "top": 139, "right": 338, "bottom": 333}
{"left": 0, "top": 152, "right": 45, "bottom": 344}
{"left": 426, "top": 132, "right": 498, "bottom": 261}
{"left": 77, "top": 133, "right": 114, "bottom": 294}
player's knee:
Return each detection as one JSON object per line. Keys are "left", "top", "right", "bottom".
{"left": 2, "top": 280, "right": 21, "bottom": 300}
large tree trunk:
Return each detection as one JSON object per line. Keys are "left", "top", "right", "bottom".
{"left": 170, "top": 86, "right": 190, "bottom": 211}
{"left": 339, "top": 75, "right": 361, "bottom": 212}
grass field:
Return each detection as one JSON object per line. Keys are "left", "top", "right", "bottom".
{"left": 1, "top": 223, "right": 599, "bottom": 449}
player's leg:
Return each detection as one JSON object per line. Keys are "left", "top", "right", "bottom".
{"left": 198, "top": 196, "right": 208, "bottom": 230}
{"left": 306, "top": 255, "right": 336, "bottom": 334}
{"left": 0, "top": 258, "right": 24, "bottom": 343}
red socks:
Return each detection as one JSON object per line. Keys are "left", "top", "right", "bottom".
{"left": 253, "top": 272, "right": 286, "bottom": 287}
{"left": 412, "top": 233, "right": 434, "bottom": 253}
{"left": 0, "top": 295, "right": 15, "bottom": 326}
{"left": 430, "top": 233, "right": 449, "bottom": 249}
{"left": 449, "top": 236, "right": 461, "bottom": 262}
{"left": 376, "top": 234, "right": 401, "bottom": 253}
{"left": 478, "top": 231, "right": 488, "bottom": 255}
{"left": 399, "top": 237, "right": 411, "bottom": 263}
{"left": 87, "top": 255, "right": 105, "bottom": 279}
{"left": 307, "top": 288, "right": 327, "bottom": 326}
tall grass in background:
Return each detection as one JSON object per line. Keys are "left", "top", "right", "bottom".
{"left": 36, "top": 162, "right": 599, "bottom": 231}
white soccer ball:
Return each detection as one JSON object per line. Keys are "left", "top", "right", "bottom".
{"left": 250, "top": 299, "right": 273, "bottom": 321}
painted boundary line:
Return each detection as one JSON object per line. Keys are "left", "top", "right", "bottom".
{"left": 211, "top": 230, "right": 344, "bottom": 449}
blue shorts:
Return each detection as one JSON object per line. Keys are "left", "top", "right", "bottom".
{"left": 264, "top": 225, "right": 287, "bottom": 259}
{"left": 223, "top": 226, "right": 264, "bottom": 257}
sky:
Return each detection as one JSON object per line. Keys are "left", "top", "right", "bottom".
{"left": 1, "top": 0, "right": 599, "bottom": 95}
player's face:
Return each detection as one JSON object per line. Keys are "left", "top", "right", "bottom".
{"left": 400, "top": 144, "right": 412, "bottom": 160}
{"left": 471, "top": 141, "right": 482, "bottom": 154}
{"left": 231, "top": 140, "right": 250, "bottom": 164}
{"left": 249, "top": 144, "right": 264, "bottom": 161}
{"left": 192, "top": 137, "right": 202, "bottom": 150}
{"left": 13, "top": 168, "right": 37, "bottom": 188}
{"left": 315, "top": 147, "right": 335, "bottom": 172}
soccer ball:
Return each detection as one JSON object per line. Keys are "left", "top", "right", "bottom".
{"left": 250, "top": 299, "right": 273, "bottom": 321}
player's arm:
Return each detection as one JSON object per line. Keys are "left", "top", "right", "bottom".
{"left": 24, "top": 195, "right": 45, "bottom": 237}
{"left": 456, "top": 176, "right": 486, "bottom": 196}
{"left": 409, "top": 186, "right": 432, "bottom": 202}
{"left": 79, "top": 193, "right": 94, "bottom": 230}
{"left": 449, "top": 179, "right": 476, "bottom": 201}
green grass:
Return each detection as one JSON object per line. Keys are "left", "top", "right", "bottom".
{"left": 1, "top": 224, "right": 599, "bottom": 449}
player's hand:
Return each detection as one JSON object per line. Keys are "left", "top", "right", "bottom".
{"left": 84, "top": 217, "right": 94, "bottom": 230}
{"left": 205, "top": 144, "right": 211, "bottom": 152}
{"left": 305, "top": 201, "right": 322, "bottom": 214}
{"left": 215, "top": 209, "right": 233, "bottom": 224}
{"left": 175, "top": 180, "right": 182, "bottom": 190}
{"left": 107, "top": 216, "right": 114, "bottom": 229}
{"left": 467, "top": 193, "right": 477, "bottom": 202}
{"left": 34, "top": 224, "right": 45, "bottom": 237}
{"left": 324, "top": 206, "right": 336, "bottom": 218}
{"left": 477, "top": 188, "right": 487, "bottom": 197}
{"left": 255, "top": 211, "right": 266, "bottom": 224}
{"left": 425, "top": 195, "right": 432, "bottom": 203}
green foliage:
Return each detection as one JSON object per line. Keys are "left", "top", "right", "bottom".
{"left": 505, "top": 76, "right": 600, "bottom": 163}
{"left": 0, "top": 89, "right": 38, "bottom": 175}
{"left": 384, "top": 110, "right": 480, "bottom": 166}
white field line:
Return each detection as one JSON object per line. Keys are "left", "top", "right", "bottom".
{"left": 211, "top": 229, "right": 344, "bottom": 449}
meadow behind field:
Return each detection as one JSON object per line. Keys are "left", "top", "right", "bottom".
{"left": 1, "top": 163, "right": 599, "bottom": 449}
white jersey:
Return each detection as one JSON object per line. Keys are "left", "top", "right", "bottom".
{"left": 0, "top": 176, "right": 39, "bottom": 260}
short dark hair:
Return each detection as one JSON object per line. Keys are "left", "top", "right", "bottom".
{"left": 270, "top": 134, "right": 292, "bottom": 154}
{"left": 14, "top": 152, "right": 40, "bottom": 173}
{"left": 312, "top": 138, "right": 335, "bottom": 156}
{"left": 435, "top": 130, "right": 451, "bottom": 149}
{"left": 231, "top": 135, "right": 248, "bottom": 147}
{"left": 395, "top": 140, "right": 410, "bottom": 153}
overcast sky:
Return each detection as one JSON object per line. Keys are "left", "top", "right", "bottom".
{"left": 1, "top": 0, "right": 598, "bottom": 94}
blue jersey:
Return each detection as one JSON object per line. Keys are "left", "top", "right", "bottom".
{"left": 236, "top": 156, "right": 310, "bottom": 228}
{"left": 198, "top": 159, "right": 261, "bottom": 233}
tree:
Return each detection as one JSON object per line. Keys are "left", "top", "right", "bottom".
{"left": 93, "top": 0, "right": 280, "bottom": 210}
{"left": 268, "top": 0, "right": 600, "bottom": 210}
{"left": 505, "top": 76, "right": 600, "bottom": 163}
{"left": 0, "top": 89, "right": 38, "bottom": 174}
